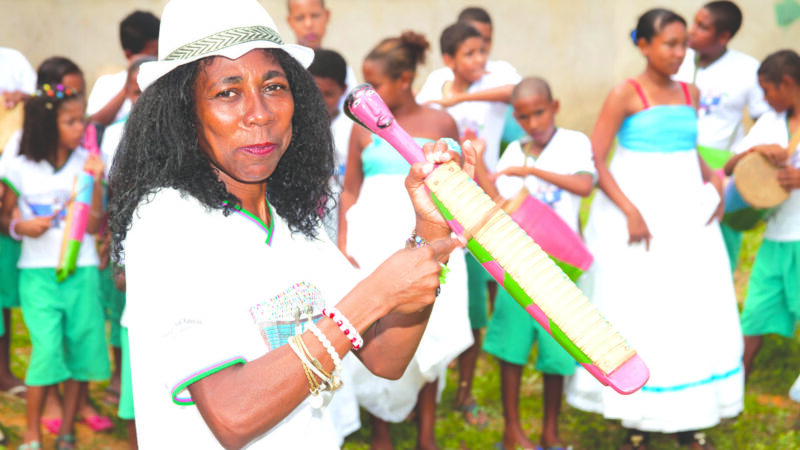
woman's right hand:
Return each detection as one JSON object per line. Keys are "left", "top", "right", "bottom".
{"left": 16, "top": 217, "right": 52, "bottom": 238}
{"left": 370, "top": 236, "right": 461, "bottom": 315}
{"left": 625, "top": 207, "right": 652, "bottom": 250}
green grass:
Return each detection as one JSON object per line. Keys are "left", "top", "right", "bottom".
{"left": 2, "top": 226, "right": 798, "bottom": 449}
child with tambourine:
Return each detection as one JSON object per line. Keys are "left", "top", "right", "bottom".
{"left": 724, "top": 49, "right": 800, "bottom": 382}
{"left": 0, "top": 83, "right": 109, "bottom": 450}
{"left": 482, "top": 76, "right": 595, "bottom": 450}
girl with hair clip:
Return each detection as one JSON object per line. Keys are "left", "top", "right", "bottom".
{"left": 0, "top": 56, "right": 115, "bottom": 439}
{"left": 0, "top": 82, "right": 109, "bottom": 450}
{"left": 565, "top": 8, "right": 742, "bottom": 450}
{"left": 338, "top": 31, "right": 472, "bottom": 450}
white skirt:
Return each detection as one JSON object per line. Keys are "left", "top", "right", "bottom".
{"left": 345, "top": 174, "right": 473, "bottom": 422}
{"left": 565, "top": 147, "right": 744, "bottom": 433}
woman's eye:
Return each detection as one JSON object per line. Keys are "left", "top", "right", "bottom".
{"left": 265, "top": 83, "right": 288, "bottom": 93}
{"left": 215, "top": 89, "right": 236, "bottom": 99}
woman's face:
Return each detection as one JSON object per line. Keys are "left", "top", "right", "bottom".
{"left": 194, "top": 50, "right": 294, "bottom": 186}
{"left": 57, "top": 98, "right": 86, "bottom": 151}
{"left": 362, "top": 59, "right": 407, "bottom": 110}
{"left": 643, "top": 21, "right": 688, "bottom": 76}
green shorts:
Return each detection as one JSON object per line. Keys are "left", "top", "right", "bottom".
{"left": 99, "top": 265, "right": 126, "bottom": 348}
{"left": 0, "top": 234, "right": 21, "bottom": 309}
{"left": 118, "top": 326, "right": 135, "bottom": 420}
{"left": 720, "top": 222, "right": 742, "bottom": 272}
{"left": 19, "top": 267, "right": 110, "bottom": 386}
{"left": 740, "top": 240, "right": 800, "bottom": 338}
{"left": 483, "top": 286, "right": 575, "bottom": 375}
{"left": 466, "top": 253, "right": 492, "bottom": 329}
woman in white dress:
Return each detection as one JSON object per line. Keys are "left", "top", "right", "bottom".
{"left": 565, "top": 8, "right": 743, "bottom": 449}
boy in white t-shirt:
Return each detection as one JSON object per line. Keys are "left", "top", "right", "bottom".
{"left": 674, "top": 1, "right": 769, "bottom": 271}
{"left": 723, "top": 50, "right": 800, "bottom": 382}
{"left": 87, "top": 11, "right": 159, "bottom": 127}
{"left": 482, "top": 77, "right": 594, "bottom": 450}
{"left": 416, "top": 22, "right": 519, "bottom": 172}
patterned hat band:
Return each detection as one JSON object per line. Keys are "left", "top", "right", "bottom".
{"left": 164, "top": 25, "right": 285, "bottom": 62}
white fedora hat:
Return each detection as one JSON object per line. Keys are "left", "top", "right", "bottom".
{"left": 138, "top": 0, "right": 314, "bottom": 90}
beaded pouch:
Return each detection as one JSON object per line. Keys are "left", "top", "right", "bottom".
{"left": 248, "top": 281, "right": 325, "bottom": 352}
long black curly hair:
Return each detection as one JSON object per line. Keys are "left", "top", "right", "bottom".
{"left": 108, "top": 49, "right": 335, "bottom": 262}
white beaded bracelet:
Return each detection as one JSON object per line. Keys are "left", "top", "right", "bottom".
{"left": 306, "top": 319, "right": 342, "bottom": 390}
{"left": 8, "top": 218, "right": 21, "bottom": 241}
{"left": 322, "top": 306, "right": 363, "bottom": 350}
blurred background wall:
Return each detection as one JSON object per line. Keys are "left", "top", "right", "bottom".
{"left": 3, "top": 0, "right": 799, "bottom": 133}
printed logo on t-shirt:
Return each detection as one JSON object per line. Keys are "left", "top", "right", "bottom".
{"left": 248, "top": 281, "right": 326, "bottom": 352}
{"left": 698, "top": 89, "right": 728, "bottom": 116}
{"left": 532, "top": 182, "right": 563, "bottom": 208}
{"left": 24, "top": 192, "right": 69, "bottom": 227}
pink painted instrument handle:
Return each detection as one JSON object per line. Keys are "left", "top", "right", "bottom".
{"left": 82, "top": 123, "right": 101, "bottom": 157}
{"left": 344, "top": 84, "right": 427, "bottom": 165}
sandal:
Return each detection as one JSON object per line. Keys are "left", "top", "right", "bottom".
{"left": 677, "top": 431, "right": 714, "bottom": 449}
{"left": 55, "top": 434, "right": 76, "bottom": 450}
{"left": 1, "top": 384, "right": 26, "bottom": 399}
{"left": 103, "top": 385, "right": 121, "bottom": 406}
{"left": 454, "top": 402, "right": 488, "bottom": 429}
{"left": 621, "top": 429, "right": 649, "bottom": 450}
{"left": 42, "top": 418, "right": 62, "bottom": 435}
{"left": 80, "top": 415, "right": 114, "bottom": 432}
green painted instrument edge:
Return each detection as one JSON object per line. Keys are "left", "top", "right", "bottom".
{"left": 55, "top": 240, "right": 81, "bottom": 282}
{"left": 503, "top": 272, "right": 591, "bottom": 364}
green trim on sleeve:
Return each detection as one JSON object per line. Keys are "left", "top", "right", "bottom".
{"left": 171, "top": 357, "right": 247, "bottom": 406}
{"left": 1, "top": 177, "right": 20, "bottom": 197}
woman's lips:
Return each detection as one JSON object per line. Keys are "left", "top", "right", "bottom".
{"left": 239, "top": 143, "right": 276, "bottom": 155}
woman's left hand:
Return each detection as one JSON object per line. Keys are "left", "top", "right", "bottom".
{"left": 406, "top": 139, "right": 477, "bottom": 241}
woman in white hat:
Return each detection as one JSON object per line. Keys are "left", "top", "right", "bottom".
{"left": 107, "top": 0, "right": 472, "bottom": 448}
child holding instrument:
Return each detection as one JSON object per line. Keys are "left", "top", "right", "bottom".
{"left": 416, "top": 21, "right": 520, "bottom": 428}
{"left": 0, "top": 83, "right": 109, "bottom": 450}
{"left": 482, "top": 77, "right": 594, "bottom": 450}
{"left": 674, "top": 0, "right": 769, "bottom": 271}
{"left": 723, "top": 50, "right": 800, "bottom": 382}
{"left": 566, "top": 9, "right": 743, "bottom": 449}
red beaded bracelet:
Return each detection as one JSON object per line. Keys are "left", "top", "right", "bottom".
{"left": 322, "top": 306, "right": 364, "bottom": 350}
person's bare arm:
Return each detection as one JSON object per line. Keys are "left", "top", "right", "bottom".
{"left": 87, "top": 86, "right": 127, "bottom": 127}
{"left": 591, "top": 83, "right": 652, "bottom": 248}
{"left": 337, "top": 124, "right": 367, "bottom": 266}
{"left": 496, "top": 166, "right": 594, "bottom": 197}
{"left": 427, "top": 84, "right": 515, "bottom": 108}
